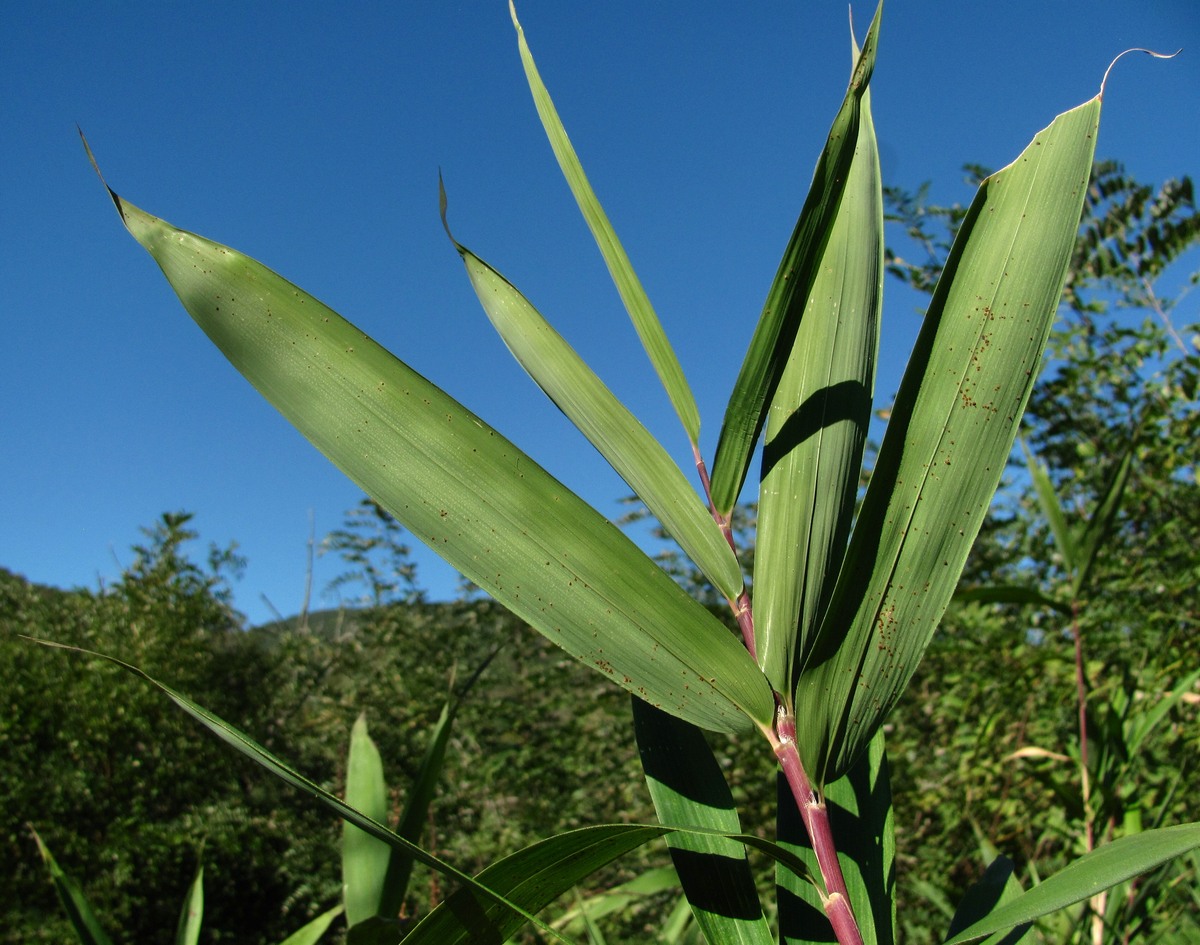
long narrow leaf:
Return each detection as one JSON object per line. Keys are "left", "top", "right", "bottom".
{"left": 633, "top": 698, "right": 774, "bottom": 945}
{"left": 30, "top": 827, "right": 116, "bottom": 945}
{"left": 943, "top": 823, "right": 1200, "bottom": 945}
{"left": 30, "top": 640, "right": 571, "bottom": 945}
{"left": 343, "top": 714, "right": 393, "bottom": 927}
{"left": 795, "top": 90, "right": 1102, "bottom": 785}
{"left": 755, "top": 22, "right": 883, "bottom": 695}
{"left": 275, "top": 905, "right": 344, "bottom": 945}
{"left": 945, "top": 857, "right": 1030, "bottom": 945}
{"left": 175, "top": 863, "right": 204, "bottom": 945}
{"left": 1072, "top": 435, "right": 1135, "bottom": 596}
{"left": 84, "top": 141, "right": 773, "bottom": 736}
{"left": 443, "top": 191, "right": 744, "bottom": 602}
{"left": 708, "top": 0, "right": 883, "bottom": 516}
{"left": 388, "top": 691, "right": 455, "bottom": 902}
{"left": 510, "top": 1, "right": 701, "bottom": 446}
{"left": 1021, "top": 440, "right": 1077, "bottom": 575}
{"left": 406, "top": 821, "right": 819, "bottom": 945}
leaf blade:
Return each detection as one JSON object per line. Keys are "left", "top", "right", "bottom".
{"left": 87, "top": 156, "right": 773, "bottom": 735}
{"left": 754, "top": 28, "right": 883, "bottom": 694}
{"left": 633, "top": 698, "right": 775, "bottom": 945}
{"left": 943, "top": 823, "right": 1200, "bottom": 945}
{"left": 342, "top": 714, "right": 392, "bottom": 927}
{"left": 510, "top": 1, "right": 701, "bottom": 445}
{"left": 708, "top": 1, "right": 883, "bottom": 516}
{"left": 796, "top": 92, "right": 1103, "bottom": 784}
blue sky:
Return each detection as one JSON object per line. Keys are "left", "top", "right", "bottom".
{"left": 3, "top": 2, "right": 1197, "bottom": 625}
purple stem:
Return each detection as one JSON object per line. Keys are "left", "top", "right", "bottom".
{"left": 771, "top": 710, "right": 865, "bottom": 945}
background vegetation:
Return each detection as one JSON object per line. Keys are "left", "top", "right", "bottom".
{"left": 3, "top": 161, "right": 1196, "bottom": 943}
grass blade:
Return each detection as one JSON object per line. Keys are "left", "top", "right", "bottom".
{"left": 708, "top": 1, "right": 882, "bottom": 516}
{"left": 943, "top": 823, "right": 1200, "bottom": 944}
{"left": 30, "top": 640, "right": 573, "bottom": 945}
{"left": 342, "top": 714, "right": 392, "bottom": 927}
{"left": 443, "top": 190, "right": 743, "bottom": 602}
{"left": 754, "top": 22, "right": 883, "bottom": 695}
{"left": 30, "top": 827, "right": 116, "bottom": 945}
{"left": 84, "top": 142, "right": 773, "bottom": 736}
{"left": 406, "top": 820, "right": 818, "bottom": 945}
{"left": 945, "top": 856, "right": 1030, "bottom": 945}
{"left": 175, "top": 862, "right": 204, "bottom": 945}
{"left": 1021, "top": 440, "right": 1077, "bottom": 575}
{"left": 510, "top": 2, "right": 701, "bottom": 446}
{"left": 275, "top": 905, "right": 345, "bottom": 945}
{"left": 633, "top": 699, "right": 774, "bottom": 945}
{"left": 795, "top": 90, "right": 1102, "bottom": 785}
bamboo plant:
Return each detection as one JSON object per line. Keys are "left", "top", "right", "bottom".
{"left": 77, "top": 3, "right": 1198, "bottom": 942}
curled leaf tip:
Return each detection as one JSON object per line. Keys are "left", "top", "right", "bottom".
{"left": 436, "top": 171, "right": 461, "bottom": 252}
{"left": 1101, "top": 46, "right": 1182, "bottom": 99}
{"left": 78, "top": 127, "right": 126, "bottom": 224}
{"left": 509, "top": 0, "right": 520, "bottom": 31}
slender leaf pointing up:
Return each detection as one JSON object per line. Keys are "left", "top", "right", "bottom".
{"left": 795, "top": 89, "right": 1103, "bottom": 786}
{"left": 511, "top": 1, "right": 702, "bottom": 449}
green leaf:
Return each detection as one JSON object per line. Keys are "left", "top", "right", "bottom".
{"left": 795, "top": 89, "right": 1102, "bottom": 785}
{"left": 442, "top": 192, "right": 744, "bottom": 602}
{"left": 343, "top": 714, "right": 393, "bottom": 927}
{"left": 632, "top": 698, "right": 774, "bottom": 945}
{"left": 777, "top": 730, "right": 894, "bottom": 945}
{"left": 406, "top": 820, "right": 818, "bottom": 945}
{"left": 945, "top": 856, "right": 1030, "bottom": 945}
{"left": 708, "top": 0, "right": 883, "bottom": 517}
{"left": 30, "top": 827, "right": 116, "bottom": 945}
{"left": 510, "top": 2, "right": 701, "bottom": 446}
{"left": 175, "top": 862, "right": 204, "bottom": 945}
{"left": 85, "top": 141, "right": 773, "bottom": 736}
{"left": 754, "top": 21, "right": 883, "bottom": 694}
{"left": 551, "top": 867, "right": 680, "bottom": 935}
{"left": 275, "top": 904, "right": 345, "bottom": 945}
{"left": 1021, "top": 440, "right": 1077, "bottom": 575}
{"left": 1072, "top": 434, "right": 1135, "bottom": 597}
{"left": 943, "top": 823, "right": 1200, "bottom": 944}
{"left": 31, "top": 641, "right": 568, "bottom": 944}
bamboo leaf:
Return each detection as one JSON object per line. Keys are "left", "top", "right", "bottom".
{"left": 1021, "top": 440, "right": 1077, "bottom": 575}
{"left": 84, "top": 142, "right": 774, "bottom": 736}
{"left": 945, "top": 856, "right": 1030, "bottom": 945}
{"left": 754, "top": 22, "right": 883, "bottom": 695}
{"left": 30, "top": 827, "right": 116, "bottom": 945}
{"left": 1072, "top": 435, "right": 1135, "bottom": 597}
{"left": 443, "top": 191, "right": 744, "bottom": 602}
{"left": 632, "top": 698, "right": 774, "bottom": 945}
{"left": 175, "top": 863, "right": 204, "bottom": 945}
{"left": 796, "top": 90, "right": 1102, "bottom": 785}
{"left": 275, "top": 905, "right": 344, "bottom": 945}
{"left": 343, "top": 714, "right": 392, "bottom": 927}
{"left": 406, "top": 821, "right": 819, "bottom": 945}
{"left": 943, "top": 823, "right": 1200, "bottom": 944}
{"left": 708, "top": 0, "right": 883, "bottom": 516}
{"left": 510, "top": 2, "right": 701, "bottom": 446}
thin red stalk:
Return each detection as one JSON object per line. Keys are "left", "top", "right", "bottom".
{"left": 770, "top": 710, "right": 864, "bottom": 945}
{"left": 692, "top": 444, "right": 757, "bottom": 657}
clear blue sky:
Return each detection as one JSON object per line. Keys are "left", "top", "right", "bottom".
{"left": 3, "top": 2, "right": 1197, "bottom": 625}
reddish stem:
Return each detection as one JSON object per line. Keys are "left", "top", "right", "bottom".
{"left": 770, "top": 710, "right": 864, "bottom": 945}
